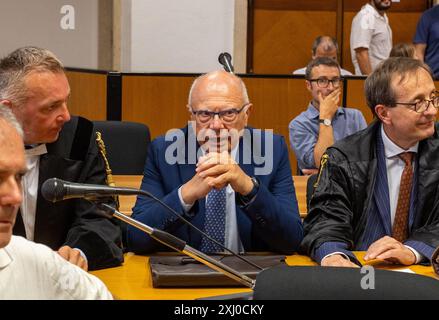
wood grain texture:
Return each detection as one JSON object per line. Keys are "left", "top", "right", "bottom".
{"left": 66, "top": 71, "right": 107, "bottom": 120}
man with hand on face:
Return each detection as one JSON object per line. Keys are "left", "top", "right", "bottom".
{"left": 289, "top": 57, "right": 367, "bottom": 175}
{"left": 127, "top": 70, "right": 303, "bottom": 254}
{"left": 0, "top": 47, "right": 123, "bottom": 271}
{"left": 0, "top": 105, "right": 112, "bottom": 299}
{"left": 301, "top": 57, "right": 439, "bottom": 268}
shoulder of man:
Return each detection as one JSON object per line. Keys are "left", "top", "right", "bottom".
{"left": 48, "top": 116, "right": 94, "bottom": 160}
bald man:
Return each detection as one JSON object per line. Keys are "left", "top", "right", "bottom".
{"left": 127, "top": 70, "right": 303, "bottom": 255}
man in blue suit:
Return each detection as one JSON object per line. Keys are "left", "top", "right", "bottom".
{"left": 127, "top": 70, "right": 303, "bottom": 254}
{"left": 301, "top": 57, "right": 439, "bottom": 267}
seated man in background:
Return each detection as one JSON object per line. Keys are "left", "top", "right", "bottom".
{"left": 301, "top": 57, "right": 439, "bottom": 267}
{"left": 289, "top": 57, "right": 367, "bottom": 174}
{"left": 389, "top": 43, "right": 418, "bottom": 59}
{"left": 0, "top": 47, "right": 123, "bottom": 271}
{"left": 293, "top": 36, "right": 353, "bottom": 76}
{"left": 127, "top": 70, "right": 303, "bottom": 254}
{"left": 0, "top": 105, "right": 112, "bottom": 299}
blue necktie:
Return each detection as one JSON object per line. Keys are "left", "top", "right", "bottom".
{"left": 200, "top": 188, "right": 226, "bottom": 253}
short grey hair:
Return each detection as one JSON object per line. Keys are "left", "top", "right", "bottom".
{"left": 188, "top": 71, "right": 250, "bottom": 106}
{"left": 0, "top": 104, "right": 23, "bottom": 137}
{"left": 0, "top": 46, "right": 64, "bottom": 106}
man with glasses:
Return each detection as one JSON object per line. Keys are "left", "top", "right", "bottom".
{"left": 127, "top": 70, "right": 303, "bottom": 254}
{"left": 301, "top": 57, "right": 439, "bottom": 267}
{"left": 289, "top": 57, "right": 367, "bottom": 174}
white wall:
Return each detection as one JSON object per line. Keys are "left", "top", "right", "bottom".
{"left": 0, "top": 0, "right": 100, "bottom": 69}
{"left": 121, "top": 0, "right": 235, "bottom": 73}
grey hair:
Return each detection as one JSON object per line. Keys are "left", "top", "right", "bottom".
{"left": 188, "top": 71, "right": 250, "bottom": 106}
{"left": 365, "top": 57, "right": 432, "bottom": 118}
{"left": 0, "top": 104, "right": 23, "bottom": 137}
{"left": 0, "top": 46, "right": 64, "bottom": 106}
{"left": 312, "top": 36, "right": 339, "bottom": 55}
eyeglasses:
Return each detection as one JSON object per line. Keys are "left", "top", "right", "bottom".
{"left": 308, "top": 77, "right": 343, "bottom": 88}
{"left": 191, "top": 103, "right": 249, "bottom": 124}
{"left": 394, "top": 92, "right": 439, "bottom": 113}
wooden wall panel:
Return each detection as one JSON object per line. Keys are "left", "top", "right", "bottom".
{"left": 253, "top": 10, "right": 337, "bottom": 74}
{"left": 122, "top": 76, "right": 196, "bottom": 139}
{"left": 66, "top": 71, "right": 107, "bottom": 120}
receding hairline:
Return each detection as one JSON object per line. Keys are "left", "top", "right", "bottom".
{"left": 188, "top": 70, "right": 249, "bottom": 106}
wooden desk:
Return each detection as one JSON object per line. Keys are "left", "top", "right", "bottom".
{"left": 113, "top": 175, "right": 309, "bottom": 218}
{"left": 90, "top": 252, "right": 437, "bottom": 300}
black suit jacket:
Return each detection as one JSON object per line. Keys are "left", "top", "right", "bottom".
{"left": 14, "top": 116, "right": 124, "bottom": 270}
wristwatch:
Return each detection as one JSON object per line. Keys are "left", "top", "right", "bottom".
{"left": 238, "top": 177, "right": 260, "bottom": 204}
{"left": 319, "top": 118, "right": 332, "bottom": 127}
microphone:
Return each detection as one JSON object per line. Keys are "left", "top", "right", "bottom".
{"left": 218, "top": 52, "right": 234, "bottom": 73}
{"left": 41, "top": 178, "right": 139, "bottom": 202}
{"left": 98, "top": 203, "right": 255, "bottom": 288}
{"left": 41, "top": 178, "right": 263, "bottom": 271}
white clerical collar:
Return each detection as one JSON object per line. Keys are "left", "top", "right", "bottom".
{"left": 24, "top": 144, "right": 48, "bottom": 157}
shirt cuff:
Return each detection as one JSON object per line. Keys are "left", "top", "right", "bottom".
{"left": 404, "top": 240, "right": 435, "bottom": 263}
{"left": 404, "top": 245, "right": 423, "bottom": 264}
{"left": 178, "top": 186, "right": 194, "bottom": 213}
{"left": 73, "top": 248, "right": 88, "bottom": 263}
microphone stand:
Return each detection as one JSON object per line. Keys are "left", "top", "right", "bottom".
{"left": 98, "top": 203, "right": 255, "bottom": 289}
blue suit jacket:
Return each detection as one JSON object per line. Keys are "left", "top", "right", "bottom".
{"left": 127, "top": 126, "right": 303, "bottom": 254}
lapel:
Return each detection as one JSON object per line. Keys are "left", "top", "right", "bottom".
{"left": 373, "top": 129, "right": 392, "bottom": 235}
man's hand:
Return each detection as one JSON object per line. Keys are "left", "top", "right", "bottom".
{"left": 301, "top": 168, "right": 319, "bottom": 176}
{"left": 318, "top": 88, "right": 341, "bottom": 120}
{"left": 58, "top": 246, "right": 88, "bottom": 271}
{"left": 321, "top": 254, "right": 360, "bottom": 268}
{"left": 364, "top": 236, "right": 416, "bottom": 266}
{"left": 181, "top": 169, "right": 216, "bottom": 204}
{"left": 196, "top": 151, "right": 253, "bottom": 195}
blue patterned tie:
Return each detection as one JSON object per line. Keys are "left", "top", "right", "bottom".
{"left": 200, "top": 188, "right": 227, "bottom": 253}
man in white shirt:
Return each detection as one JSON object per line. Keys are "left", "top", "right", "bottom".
{"left": 350, "top": 0, "right": 393, "bottom": 75}
{"left": 293, "top": 36, "right": 353, "bottom": 76}
{"left": 0, "top": 105, "right": 112, "bottom": 299}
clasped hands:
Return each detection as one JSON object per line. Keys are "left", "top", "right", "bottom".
{"left": 321, "top": 236, "right": 417, "bottom": 268}
{"left": 181, "top": 151, "right": 253, "bottom": 205}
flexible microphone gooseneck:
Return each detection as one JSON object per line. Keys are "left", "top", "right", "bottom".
{"left": 98, "top": 203, "right": 255, "bottom": 288}
{"left": 41, "top": 178, "right": 263, "bottom": 271}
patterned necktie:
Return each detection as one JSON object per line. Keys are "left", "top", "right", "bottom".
{"left": 200, "top": 188, "right": 227, "bottom": 253}
{"left": 392, "top": 152, "right": 414, "bottom": 242}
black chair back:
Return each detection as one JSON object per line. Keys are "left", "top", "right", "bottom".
{"left": 93, "top": 121, "right": 150, "bottom": 175}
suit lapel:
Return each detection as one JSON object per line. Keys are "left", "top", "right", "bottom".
{"left": 374, "top": 130, "right": 392, "bottom": 235}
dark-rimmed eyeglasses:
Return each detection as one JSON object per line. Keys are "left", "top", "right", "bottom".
{"left": 394, "top": 92, "right": 439, "bottom": 113}
{"left": 308, "top": 77, "right": 343, "bottom": 88}
{"left": 191, "top": 103, "right": 249, "bottom": 124}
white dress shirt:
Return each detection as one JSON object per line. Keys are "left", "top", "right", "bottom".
{"left": 0, "top": 236, "right": 112, "bottom": 299}
{"left": 21, "top": 144, "right": 47, "bottom": 241}
{"left": 178, "top": 146, "right": 243, "bottom": 253}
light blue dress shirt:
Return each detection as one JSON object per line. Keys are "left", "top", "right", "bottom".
{"left": 289, "top": 103, "right": 367, "bottom": 171}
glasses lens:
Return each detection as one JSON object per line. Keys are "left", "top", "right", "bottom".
{"left": 332, "top": 78, "right": 341, "bottom": 87}
{"left": 221, "top": 110, "right": 238, "bottom": 122}
{"left": 317, "top": 79, "right": 329, "bottom": 88}
{"left": 196, "top": 111, "right": 212, "bottom": 123}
